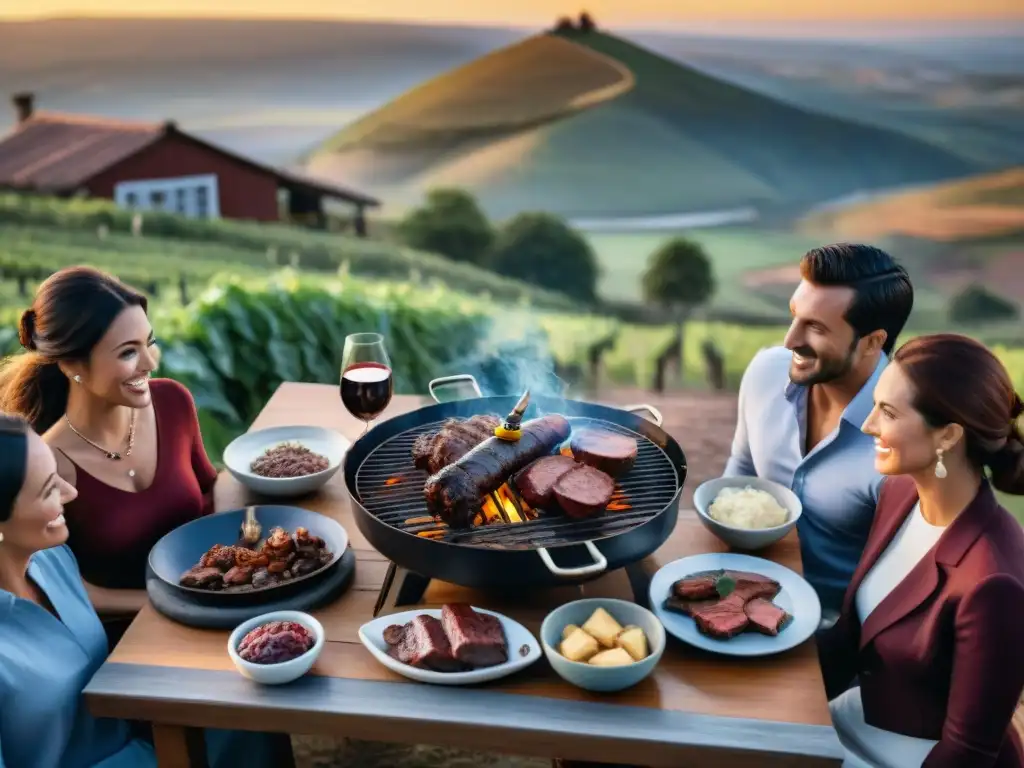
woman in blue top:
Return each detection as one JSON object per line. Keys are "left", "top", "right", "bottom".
{"left": 0, "top": 413, "right": 284, "bottom": 768}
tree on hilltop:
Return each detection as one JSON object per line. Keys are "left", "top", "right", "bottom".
{"left": 642, "top": 238, "right": 716, "bottom": 385}
{"left": 553, "top": 16, "right": 576, "bottom": 32}
{"left": 398, "top": 188, "right": 494, "bottom": 266}
{"left": 578, "top": 11, "right": 596, "bottom": 32}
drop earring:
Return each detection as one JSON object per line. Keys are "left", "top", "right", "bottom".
{"left": 0, "top": 531, "right": 4, "bottom": 543}
{"left": 73, "top": 375, "right": 81, "bottom": 384}
{"left": 934, "top": 448, "right": 947, "bottom": 479}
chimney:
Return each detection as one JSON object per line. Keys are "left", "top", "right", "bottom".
{"left": 12, "top": 92, "right": 34, "bottom": 124}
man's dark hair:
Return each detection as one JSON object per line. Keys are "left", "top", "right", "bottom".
{"left": 799, "top": 244, "right": 913, "bottom": 356}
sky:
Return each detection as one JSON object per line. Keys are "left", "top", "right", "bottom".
{"left": 4, "top": 0, "right": 1024, "bottom": 26}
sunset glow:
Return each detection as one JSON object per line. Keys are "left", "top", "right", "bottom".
{"left": 5, "top": 0, "right": 1023, "bottom": 24}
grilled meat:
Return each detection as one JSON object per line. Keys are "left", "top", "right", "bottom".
{"left": 568, "top": 428, "right": 638, "bottom": 477}
{"left": 667, "top": 570, "right": 789, "bottom": 641}
{"left": 552, "top": 464, "right": 615, "bottom": 519}
{"left": 744, "top": 598, "right": 792, "bottom": 635}
{"left": 424, "top": 415, "right": 572, "bottom": 528}
{"left": 441, "top": 603, "right": 508, "bottom": 668}
{"left": 514, "top": 454, "right": 578, "bottom": 509}
{"left": 691, "top": 594, "right": 750, "bottom": 639}
{"left": 179, "top": 566, "right": 224, "bottom": 589}
{"left": 412, "top": 415, "right": 502, "bottom": 475}
{"left": 384, "top": 615, "right": 463, "bottom": 672}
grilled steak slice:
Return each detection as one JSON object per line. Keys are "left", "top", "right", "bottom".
{"left": 691, "top": 594, "right": 749, "bottom": 639}
{"left": 744, "top": 598, "right": 791, "bottom": 635}
{"left": 424, "top": 415, "right": 572, "bottom": 528}
{"left": 553, "top": 464, "right": 616, "bottom": 518}
{"left": 663, "top": 595, "right": 720, "bottom": 616}
{"left": 412, "top": 415, "right": 502, "bottom": 475}
{"left": 441, "top": 603, "right": 508, "bottom": 668}
{"left": 515, "top": 455, "right": 578, "bottom": 509}
{"left": 671, "top": 570, "right": 781, "bottom": 601}
{"left": 569, "top": 428, "right": 638, "bottom": 477}
{"left": 384, "top": 615, "right": 462, "bottom": 672}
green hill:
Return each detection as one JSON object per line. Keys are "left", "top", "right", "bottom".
{"left": 302, "top": 30, "right": 979, "bottom": 219}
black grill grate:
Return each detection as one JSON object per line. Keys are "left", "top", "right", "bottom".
{"left": 354, "top": 417, "right": 680, "bottom": 550}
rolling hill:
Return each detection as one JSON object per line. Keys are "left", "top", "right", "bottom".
{"left": 302, "top": 28, "right": 980, "bottom": 219}
{"left": 800, "top": 166, "right": 1024, "bottom": 242}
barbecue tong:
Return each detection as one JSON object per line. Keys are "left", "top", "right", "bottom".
{"left": 494, "top": 389, "right": 530, "bottom": 441}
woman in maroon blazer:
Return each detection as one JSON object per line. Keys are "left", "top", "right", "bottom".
{"left": 820, "top": 333, "right": 1024, "bottom": 768}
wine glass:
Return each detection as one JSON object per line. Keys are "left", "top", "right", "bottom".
{"left": 340, "top": 333, "right": 394, "bottom": 434}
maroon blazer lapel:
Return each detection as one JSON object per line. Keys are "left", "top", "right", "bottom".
{"left": 841, "top": 476, "right": 918, "bottom": 621}
{"left": 856, "top": 479, "right": 997, "bottom": 650}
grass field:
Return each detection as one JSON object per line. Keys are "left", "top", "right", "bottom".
{"left": 303, "top": 30, "right": 977, "bottom": 220}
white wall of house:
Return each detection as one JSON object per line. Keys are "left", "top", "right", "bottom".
{"left": 113, "top": 174, "right": 220, "bottom": 219}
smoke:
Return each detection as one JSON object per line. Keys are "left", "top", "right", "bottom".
{"left": 443, "top": 309, "right": 569, "bottom": 407}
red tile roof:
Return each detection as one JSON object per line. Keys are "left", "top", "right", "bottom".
{"left": 0, "top": 113, "right": 165, "bottom": 192}
{"left": 0, "top": 110, "right": 379, "bottom": 206}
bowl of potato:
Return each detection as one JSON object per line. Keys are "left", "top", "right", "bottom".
{"left": 540, "top": 598, "right": 665, "bottom": 692}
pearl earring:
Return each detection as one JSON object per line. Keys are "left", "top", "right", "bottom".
{"left": 935, "top": 448, "right": 947, "bottom": 479}
{"left": 0, "top": 531, "right": 4, "bottom": 544}
{"left": 73, "top": 375, "right": 81, "bottom": 384}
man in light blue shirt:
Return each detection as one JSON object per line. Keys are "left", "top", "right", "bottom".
{"left": 724, "top": 244, "right": 914, "bottom": 614}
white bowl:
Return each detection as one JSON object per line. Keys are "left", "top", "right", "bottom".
{"left": 692, "top": 476, "right": 802, "bottom": 551}
{"left": 223, "top": 425, "right": 350, "bottom": 498}
{"left": 228, "top": 610, "right": 324, "bottom": 685}
{"left": 540, "top": 598, "right": 664, "bottom": 693}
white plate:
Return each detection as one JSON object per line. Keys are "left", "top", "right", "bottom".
{"left": 358, "top": 607, "right": 542, "bottom": 685}
{"left": 649, "top": 553, "right": 822, "bottom": 657}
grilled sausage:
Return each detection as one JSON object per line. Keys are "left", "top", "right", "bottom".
{"left": 424, "top": 415, "right": 571, "bottom": 527}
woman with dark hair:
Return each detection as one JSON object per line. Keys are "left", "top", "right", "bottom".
{"left": 0, "top": 414, "right": 282, "bottom": 768}
{"left": 0, "top": 266, "right": 217, "bottom": 634}
{"left": 822, "top": 333, "right": 1024, "bottom": 767}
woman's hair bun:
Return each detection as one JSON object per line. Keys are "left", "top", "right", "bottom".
{"left": 17, "top": 309, "right": 36, "bottom": 351}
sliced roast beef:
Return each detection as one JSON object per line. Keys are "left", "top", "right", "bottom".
{"left": 440, "top": 603, "right": 508, "bottom": 668}
{"left": 663, "top": 595, "right": 720, "bottom": 617}
{"left": 671, "top": 572, "right": 720, "bottom": 600}
{"left": 514, "top": 455, "right": 578, "bottom": 509}
{"left": 552, "top": 464, "right": 615, "bottom": 519}
{"left": 569, "top": 428, "right": 638, "bottom": 477}
{"left": 744, "top": 598, "right": 792, "bottom": 636}
{"left": 384, "top": 615, "right": 462, "bottom": 672}
{"left": 671, "top": 569, "right": 780, "bottom": 602}
{"left": 691, "top": 594, "right": 749, "bottom": 639}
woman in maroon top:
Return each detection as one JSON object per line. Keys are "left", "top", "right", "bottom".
{"left": 0, "top": 266, "right": 217, "bottom": 630}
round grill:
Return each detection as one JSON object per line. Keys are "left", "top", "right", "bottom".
{"left": 355, "top": 416, "right": 680, "bottom": 551}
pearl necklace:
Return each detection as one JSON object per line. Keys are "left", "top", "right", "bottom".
{"left": 64, "top": 410, "right": 138, "bottom": 478}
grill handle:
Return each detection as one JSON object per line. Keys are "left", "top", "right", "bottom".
{"left": 428, "top": 374, "right": 482, "bottom": 403}
{"left": 536, "top": 541, "right": 608, "bottom": 578}
{"left": 622, "top": 403, "right": 663, "bottom": 427}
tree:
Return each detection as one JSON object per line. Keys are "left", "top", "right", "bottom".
{"left": 553, "top": 16, "right": 576, "bottom": 32}
{"left": 949, "top": 284, "right": 1019, "bottom": 325}
{"left": 641, "top": 237, "right": 716, "bottom": 389}
{"left": 578, "top": 11, "right": 596, "bottom": 31}
{"left": 488, "top": 212, "right": 600, "bottom": 303}
{"left": 398, "top": 188, "right": 494, "bottom": 265}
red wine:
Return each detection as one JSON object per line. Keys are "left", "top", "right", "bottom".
{"left": 341, "top": 362, "right": 393, "bottom": 421}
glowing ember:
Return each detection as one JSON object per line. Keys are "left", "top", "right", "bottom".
{"left": 384, "top": 477, "right": 401, "bottom": 486}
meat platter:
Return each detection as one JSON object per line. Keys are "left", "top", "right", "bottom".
{"left": 648, "top": 553, "right": 822, "bottom": 657}
{"left": 345, "top": 376, "right": 688, "bottom": 591}
{"left": 148, "top": 505, "right": 349, "bottom": 606}
{"left": 357, "top": 605, "right": 542, "bottom": 685}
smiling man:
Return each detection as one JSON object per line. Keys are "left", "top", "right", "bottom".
{"left": 724, "top": 244, "right": 914, "bottom": 614}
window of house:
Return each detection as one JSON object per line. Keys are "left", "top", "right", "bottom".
{"left": 113, "top": 175, "right": 220, "bottom": 220}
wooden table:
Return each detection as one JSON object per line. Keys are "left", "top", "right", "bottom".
{"left": 84, "top": 383, "right": 844, "bottom": 767}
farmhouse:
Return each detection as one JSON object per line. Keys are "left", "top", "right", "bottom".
{"left": 0, "top": 93, "right": 379, "bottom": 236}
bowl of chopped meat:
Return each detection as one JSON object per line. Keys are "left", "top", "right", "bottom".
{"left": 228, "top": 610, "right": 325, "bottom": 684}
{"left": 223, "top": 425, "right": 350, "bottom": 497}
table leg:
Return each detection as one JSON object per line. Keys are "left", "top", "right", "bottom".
{"left": 153, "top": 724, "right": 208, "bottom": 768}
